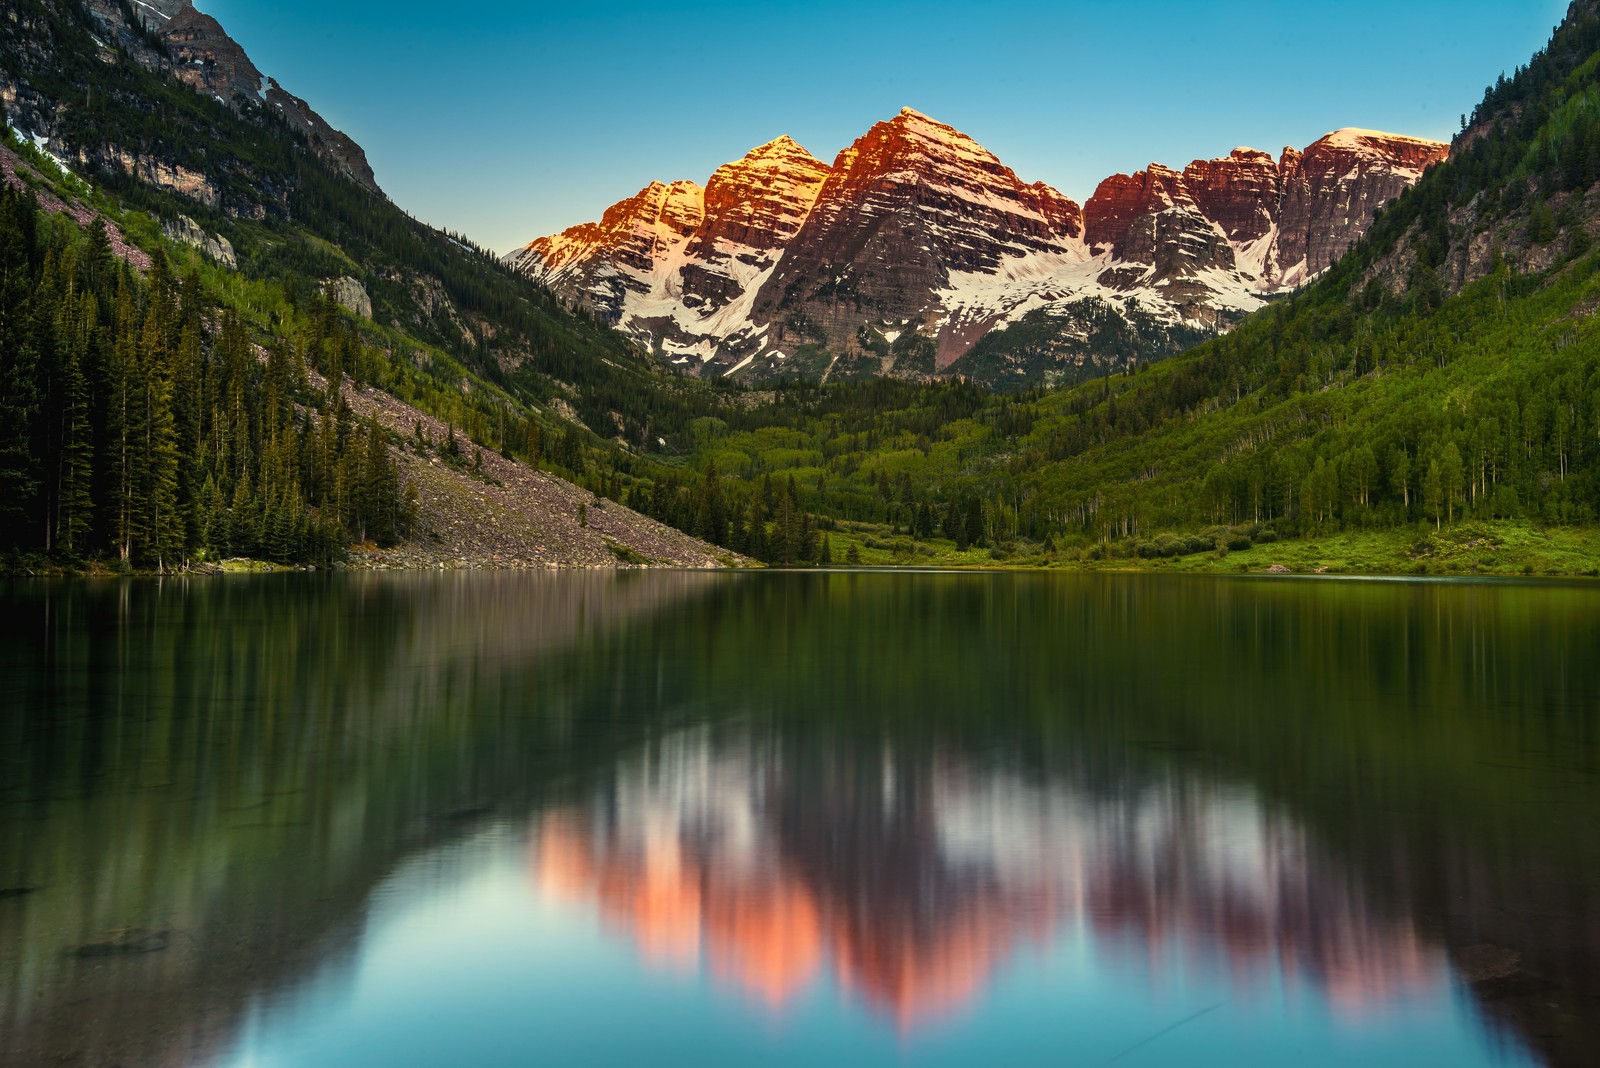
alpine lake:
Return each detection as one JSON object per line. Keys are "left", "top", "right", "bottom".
{"left": 2, "top": 569, "right": 1597, "bottom": 1067}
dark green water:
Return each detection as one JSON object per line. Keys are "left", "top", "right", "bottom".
{"left": 1, "top": 571, "right": 1598, "bottom": 1067}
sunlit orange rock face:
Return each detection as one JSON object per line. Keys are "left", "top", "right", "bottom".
{"left": 529, "top": 732, "right": 1446, "bottom": 1030}
{"left": 512, "top": 110, "right": 1445, "bottom": 381}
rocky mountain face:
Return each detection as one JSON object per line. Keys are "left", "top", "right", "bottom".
{"left": 129, "top": 0, "right": 379, "bottom": 191}
{"left": 515, "top": 110, "right": 1446, "bottom": 387}
{"left": 2, "top": 0, "right": 379, "bottom": 194}
{"left": 526, "top": 137, "right": 832, "bottom": 364}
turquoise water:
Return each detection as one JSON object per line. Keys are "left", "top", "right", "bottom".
{"left": 3, "top": 571, "right": 1595, "bottom": 1066}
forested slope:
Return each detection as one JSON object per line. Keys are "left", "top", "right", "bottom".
{"left": 0, "top": 0, "right": 742, "bottom": 570}
{"left": 646, "top": 2, "right": 1600, "bottom": 569}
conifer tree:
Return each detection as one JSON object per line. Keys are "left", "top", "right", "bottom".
{"left": 0, "top": 188, "right": 40, "bottom": 547}
{"left": 138, "top": 305, "right": 182, "bottom": 569}
{"left": 695, "top": 459, "right": 728, "bottom": 545}
{"left": 109, "top": 278, "right": 143, "bottom": 562}
{"left": 57, "top": 326, "right": 95, "bottom": 555}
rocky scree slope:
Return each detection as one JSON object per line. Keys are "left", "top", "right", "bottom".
{"left": 514, "top": 109, "right": 1445, "bottom": 388}
{"left": 339, "top": 382, "right": 740, "bottom": 570}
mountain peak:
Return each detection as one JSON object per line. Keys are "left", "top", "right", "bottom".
{"left": 889, "top": 106, "right": 958, "bottom": 135}
{"left": 126, "top": 0, "right": 381, "bottom": 191}
{"left": 742, "top": 135, "right": 822, "bottom": 165}
{"left": 1304, "top": 128, "right": 1449, "bottom": 178}
{"left": 1316, "top": 127, "right": 1442, "bottom": 148}
{"left": 517, "top": 116, "right": 1443, "bottom": 384}
{"left": 885, "top": 107, "right": 971, "bottom": 142}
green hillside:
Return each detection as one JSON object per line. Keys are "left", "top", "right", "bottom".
{"left": 640, "top": 3, "right": 1600, "bottom": 573}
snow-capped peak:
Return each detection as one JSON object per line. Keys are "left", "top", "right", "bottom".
{"left": 512, "top": 113, "right": 1446, "bottom": 384}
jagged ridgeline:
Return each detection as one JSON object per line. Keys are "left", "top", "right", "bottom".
{"left": 514, "top": 110, "right": 1445, "bottom": 389}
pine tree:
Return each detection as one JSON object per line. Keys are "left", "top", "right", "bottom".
{"left": 943, "top": 498, "right": 961, "bottom": 543}
{"left": 963, "top": 497, "right": 986, "bottom": 549}
{"left": 139, "top": 305, "right": 183, "bottom": 569}
{"left": 199, "top": 475, "right": 225, "bottom": 557}
{"left": 108, "top": 279, "right": 145, "bottom": 562}
{"left": 799, "top": 511, "right": 818, "bottom": 564}
{"left": 362, "top": 420, "right": 398, "bottom": 545}
{"left": 773, "top": 491, "right": 794, "bottom": 565}
{"left": 57, "top": 337, "right": 94, "bottom": 555}
{"left": 0, "top": 187, "right": 41, "bottom": 547}
{"left": 695, "top": 458, "right": 729, "bottom": 546}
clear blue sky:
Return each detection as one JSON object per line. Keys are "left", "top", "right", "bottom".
{"left": 200, "top": 1, "right": 1571, "bottom": 254}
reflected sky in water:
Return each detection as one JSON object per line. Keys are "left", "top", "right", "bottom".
{"left": 4, "top": 571, "right": 1594, "bottom": 1067}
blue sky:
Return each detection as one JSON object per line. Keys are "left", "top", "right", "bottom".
{"left": 200, "top": 1, "right": 1570, "bottom": 253}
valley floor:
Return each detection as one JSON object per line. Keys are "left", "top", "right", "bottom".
{"left": 820, "top": 521, "right": 1600, "bottom": 579}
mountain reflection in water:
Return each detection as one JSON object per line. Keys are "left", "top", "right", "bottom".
{"left": 4, "top": 570, "right": 1594, "bottom": 1068}
{"left": 530, "top": 725, "right": 1442, "bottom": 1030}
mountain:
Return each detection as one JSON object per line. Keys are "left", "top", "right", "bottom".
{"left": 129, "top": 0, "right": 381, "bottom": 191}
{"left": 513, "top": 110, "right": 1446, "bottom": 387}
{"left": 648, "top": 1, "right": 1600, "bottom": 576}
{"left": 0, "top": 0, "right": 746, "bottom": 571}
{"left": 523, "top": 136, "right": 832, "bottom": 368}
{"left": 3, "top": 0, "right": 379, "bottom": 193}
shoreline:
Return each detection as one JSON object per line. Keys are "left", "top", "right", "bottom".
{"left": 7, "top": 557, "right": 1596, "bottom": 583}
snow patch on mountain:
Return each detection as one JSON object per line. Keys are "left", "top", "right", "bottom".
{"left": 512, "top": 109, "right": 1446, "bottom": 383}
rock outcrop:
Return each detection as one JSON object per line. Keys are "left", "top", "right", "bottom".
{"left": 161, "top": 213, "right": 236, "bottom": 267}
{"left": 1277, "top": 130, "right": 1449, "bottom": 279}
{"left": 514, "top": 110, "right": 1447, "bottom": 385}
{"left": 323, "top": 275, "right": 372, "bottom": 319}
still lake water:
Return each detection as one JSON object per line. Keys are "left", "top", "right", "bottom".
{"left": 1, "top": 570, "right": 1598, "bottom": 1067}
